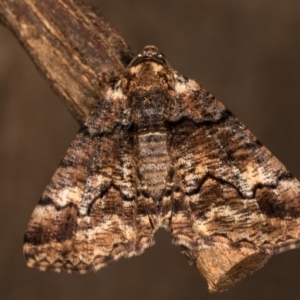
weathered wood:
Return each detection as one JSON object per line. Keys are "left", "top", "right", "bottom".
{"left": 195, "top": 245, "right": 270, "bottom": 292}
{"left": 0, "top": 0, "right": 134, "bottom": 124}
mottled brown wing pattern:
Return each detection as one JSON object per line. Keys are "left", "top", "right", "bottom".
{"left": 168, "top": 74, "right": 300, "bottom": 291}
{"left": 24, "top": 45, "right": 300, "bottom": 292}
{"left": 24, "top": 92, "right": 155, "bottom": 273}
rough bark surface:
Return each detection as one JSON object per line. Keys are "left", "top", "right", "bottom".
{"left": 0, "top": 0, "right": 134, "bottom": 124}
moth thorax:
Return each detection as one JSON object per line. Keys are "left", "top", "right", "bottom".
{"left": 128, "top": 61, "right": 171, "bottom": 91}
{"left": 132, "top": 93, "right": 167, "bottom": 133}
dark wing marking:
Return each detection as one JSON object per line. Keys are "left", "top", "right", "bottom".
{"left": 24, "top": 89, "right": 155, "bottom": 273}
{"left": 168, "top": 74, "right": 300, "bottom": 291}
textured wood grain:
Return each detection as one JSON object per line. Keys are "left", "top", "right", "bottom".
{"left": 0, "top": 0, "right": 133, "bottom": 123}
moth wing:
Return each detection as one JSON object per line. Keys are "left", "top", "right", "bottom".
{"left": 169, "top": 74, "right": 300, "bottom": 291}
{"left": 24, "top": 93, "right": 155, "bottom": 273}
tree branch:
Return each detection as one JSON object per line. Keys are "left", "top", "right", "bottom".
{"left": 0, "top": 0, "right": 134, "bottom": 124}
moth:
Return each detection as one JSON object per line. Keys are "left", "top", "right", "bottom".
{"left": 24, "top": 45, "right": 300, "bottom": 292}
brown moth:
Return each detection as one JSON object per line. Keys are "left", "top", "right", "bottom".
{"left": 24, "top": 45, "right": 300, "bottom": 292}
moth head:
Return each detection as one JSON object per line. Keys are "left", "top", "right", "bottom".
{"left": 119, "top": 45, "right": 175, "bottom": 96}
{"left": 127, "top": 45, "right": 171, "bottom": 68}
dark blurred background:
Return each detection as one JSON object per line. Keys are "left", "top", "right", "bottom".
{"left": 1, "top": 0, "right": 300, "bottom": 299}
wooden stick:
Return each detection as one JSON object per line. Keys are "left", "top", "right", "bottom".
{"left": 0, "top": 0, "right": 134, "bottom": 124}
